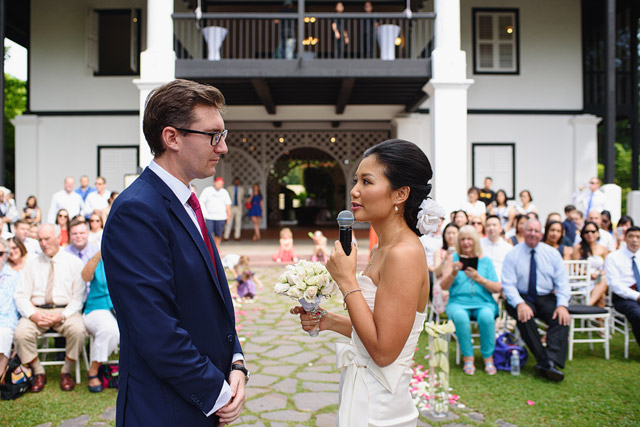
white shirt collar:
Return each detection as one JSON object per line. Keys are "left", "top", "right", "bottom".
{"left": 148, "top": 160, "right": 193, "bottom": 206}
{"left": 623, "top": 246, "right": 640, "bottom": 259}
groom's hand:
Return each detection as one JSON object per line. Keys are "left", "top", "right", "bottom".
{"left": 215, "top": 370, "right": 246, "bottom": 426}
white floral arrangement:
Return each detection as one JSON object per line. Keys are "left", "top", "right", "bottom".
{"left": 274, "top": 260, "right": 338, "bottom": 302}
{"left": 421, "top": 320, "right": 457, "bottom": 418}
{"left": 416, "top": 198, "right": 446, "bottom": 235}
{"left": 274, "top": 260, "right": 338, "bottom": 336}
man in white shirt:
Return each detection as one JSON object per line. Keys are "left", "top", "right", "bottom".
{"left": 573, "top": 177, "right": 606, "bottom": 217}
{"left": 47, "top": 177, "right": 85, "bottom": 223}
{"left": 223, "top": 177, "right": 245, "bottom": 241}
{"left": 13, "top": 219, "right": 41, "bottom": 255}
{"left": 13, "top": 224, "right": 86, "bottom": 392}
{"left": 200, "top": 177, "right": 231, "bottom": 247}
{"left": 83, "top": 176, "right": 110, "bottom": 218}
{"left": 604, "top": 226, "right": 640, "bottom": 347}
{"left": 0, "top": 189, "right": 20, "bottom": 238}
{"left": 75, "top": 175, "right": 95, "bottom": 202}
{"left": 481, "top": 215, "right": 512, "bottom": 281}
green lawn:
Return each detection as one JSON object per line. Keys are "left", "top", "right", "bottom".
{"left": 415, "top": 331, "right": 640, "bottom": 426}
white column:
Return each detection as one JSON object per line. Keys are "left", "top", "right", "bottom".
{"left": 424, "top": 0, "right": 473, "bottom": 214}
{"left": 12, "top": 115, "right": 39, "bottom": 208}
{"left": 133, "top": 0, "right": 176, "bottom": 167}
{"left": 628, "top": 191, "right": 640, "bottom": 225}
{"left": 392, "top": 114, "right": 432, "bottom": 163}
{"left": 570, "top": 114, "right": 601, "bottom": 192}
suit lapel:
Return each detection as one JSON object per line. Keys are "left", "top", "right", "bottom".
{"left": 140, "top": 169, "right": 228, "bottom": 306}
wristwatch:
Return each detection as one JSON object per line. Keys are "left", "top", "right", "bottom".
{"left": 231, "top": 363, "right": 250, "bottom": 384}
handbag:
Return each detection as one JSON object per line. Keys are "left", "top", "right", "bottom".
{"left": 99, "top": 364, "right": 119, "bottom": 389}
{"left": 494, "top": 332, "right": 528, "bottom": 371}
{"left": 0, "top": 355, "right": 34, "bottom": 400}
{"left": 245, "top": 200, "right": 252, "bottom": 210}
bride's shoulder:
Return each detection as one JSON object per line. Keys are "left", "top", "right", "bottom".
{"left": 387, "top": 238, "right": 426, "bottom": 265}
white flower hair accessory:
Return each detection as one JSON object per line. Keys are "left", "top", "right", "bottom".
{"left": 416, "top": 198, "right": 446, "bottom": 235}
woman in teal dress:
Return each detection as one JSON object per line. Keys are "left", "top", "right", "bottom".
{"left": 440, "top": 225, "right": 501, "bottom": 375}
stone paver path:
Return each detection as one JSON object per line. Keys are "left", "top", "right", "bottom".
{"left": 42, "top": 262, "right": 505, "bottom": 426}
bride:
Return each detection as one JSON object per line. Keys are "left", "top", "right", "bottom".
{"left": 292, "top": 139, "right": 440, "bottom": 426}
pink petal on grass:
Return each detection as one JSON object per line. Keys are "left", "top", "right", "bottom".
{"left": 527, "top": 400, "right": 535, "bottom": 406}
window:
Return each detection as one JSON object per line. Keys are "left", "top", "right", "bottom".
{"left": 87, "top": 9, "right": 141, "bottom": 76}
{"left": 472, "top": 9, "right": 519, "bottom": 74}
{"left": 98, "top": 146, "right": 140, "bottom": 192}
{"left": 472, "top": 143, "right": 515, "bottom": 199}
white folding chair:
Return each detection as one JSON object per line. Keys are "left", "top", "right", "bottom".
{"left": 37, "top": 331, "right": 88, "bottom": 384}
{"left": 607, "top": 287, "right": 633, "bottom": 359}
{"left": 567, "top": 304, "right": 610, "bottom": 360}
{"left": 564, "top": 260, "right": 591, "bottom": 305}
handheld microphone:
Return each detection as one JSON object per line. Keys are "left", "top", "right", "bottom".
{"left": 337, "top": 210, "right": 355, "bottom": 255}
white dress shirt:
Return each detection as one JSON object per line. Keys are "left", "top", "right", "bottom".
{"left": 461, "top": 200, "right": 486, "bottom": 217}
{"left": 83, "top": 190, "right": 110, "bottom": 217}
{"left": 605, "top": 247, "right": 640, "bottom": 301}
{"left": 147, "top": 161, "right": 242, "bottom": 416}
{"left": 13, "top": 249, "right": 86, "bottom": 319}
{"left": 47, "top": 190, "right": 85, "bottom": 223}
{"left": 481, "top": 237, "right": 513, "bottom": 281}
{"left": 574, "top": 189, "right": 607, "bottom": 216}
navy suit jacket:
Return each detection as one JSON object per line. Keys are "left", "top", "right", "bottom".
{"left": 102, "top": 168, "right": 242, "bottom": 427}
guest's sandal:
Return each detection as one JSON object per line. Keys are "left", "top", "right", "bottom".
{"left": 484, "top": 362, "right": 497, "bottom": 375}
{"left": 88, "top": 375, "right": 103, "bottom": 393}
{"left": 462, "top": 362, "right": 476, "bottom": 375}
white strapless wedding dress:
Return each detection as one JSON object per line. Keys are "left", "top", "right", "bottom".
{"left": 336, "top": 274, "right": 427, "bottom": 426}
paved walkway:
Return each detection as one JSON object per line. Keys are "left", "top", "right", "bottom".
{"left": 39, "top": 239, "right": 509, "bottom": 426}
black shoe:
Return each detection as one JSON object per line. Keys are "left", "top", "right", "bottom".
{"left": 534, "top": 360, "right": 564, "bottom": 382}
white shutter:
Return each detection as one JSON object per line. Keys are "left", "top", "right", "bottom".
{"left": 475, "top": 10, "right": 517, "bottom": 73}
{"left": 86, "top": 9, "right": 99, "bottom": 72}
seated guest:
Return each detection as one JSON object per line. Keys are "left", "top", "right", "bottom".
{"left": 605, "top": 226, "right": 640, "bottom": 347}
{"left": 461, "top": 187, "right": 486, "bottom": 222}
{"left": 488, "top": 189, "right": 510, "bottom": 231}
{"left": 480, "top": 215, "right": 512, "bottom": 281}
{"left": 453, "top": 210, "right": 469, "bottom": 228}
{"left": 506, "top": 214, "right": 527, "bottom": 246}
{"left": 615, "top": 215, "right": 634, "bottom": 250}
{"left": 585, "top": 210, "right": 616, "bottom": 252}
{"left": 88, "top": 214, "right": 104, "bottom": 247}
{"left": 572, "top": 221, "right": 609, "bottom": 307}
{"left": 21, "top": 195, "right": 42, "bottom": 225}
{"left": 55, "top": 209, "right": 71, "bottom": 247}
{"left": 82, "top": 250, "right": 119, "bottom": 393}
{"left": 601, "top": 210, "right": 613, "bottom": 235}
{"left": 0, "top": 239, "right": 20, "bottom": 377}
{"left": 440, "top": 225, "right": 501, "bottom": 375}
{"left": 543, "top": 220, "right": 572, "bottom": 260}
{"left": 6, "top": 237, "right": 28, "bottom": 272}
{"left": 433, "top": 223, "right": 459, "bottom": 314}
{"left": 13, "top": 219, "right": 41, "bottom": 255}
{"left": 469, "top": 216, "right": 485, "bottom": 238}
{"left": 563, "top": 205, "right": 578, "bottom": 245}
{"left": 13, "top": 224, "right": 86, "bottom": 392}
{"left": 508, "top": 190, "right": 537, "bottom": 229}
{"left": 502, "top": 219, "right": 570, "bottom": 382}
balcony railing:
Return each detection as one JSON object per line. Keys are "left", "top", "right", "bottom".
{"left": 173, "top": 12, "right": 434, "bottom": 61}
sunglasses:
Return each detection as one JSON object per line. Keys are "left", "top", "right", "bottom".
{"left": 471, "top": 222, "right": 483, "bottom": 225}
{"left": 58, "top": 214, "right": 68, "bottom": 218}
{"left": 89, "top": 219, "right": 101, "bottom": 223}
{"left": 0, "top": 251, "right": 5, "bottom": 256}
{"left": 583, "top": 229, "right": 598, "bottom": 234}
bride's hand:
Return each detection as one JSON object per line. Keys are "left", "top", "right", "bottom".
{"left": 326, "top": 240, "right": 358, "bottom": 293}
{"left": 290, "top": 306, "right": 329, "bottom": 332}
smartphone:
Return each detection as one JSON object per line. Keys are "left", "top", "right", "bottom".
{"left": 460, "top": 256, "right": 478, "bottom": 271}
{"left": 447, "top": 247, "right": 456, "bottom": 255}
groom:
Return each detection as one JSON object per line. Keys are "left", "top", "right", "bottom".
{"left": 102, "top": 79, "right": 247, "bottom": 426}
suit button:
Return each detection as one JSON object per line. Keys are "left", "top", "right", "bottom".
{"left": 227, "top": 334, "right": 233, "bottom": 342}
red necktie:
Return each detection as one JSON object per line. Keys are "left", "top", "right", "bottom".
{"left": 187, "top": 193, "right": 217, "bottom": 274}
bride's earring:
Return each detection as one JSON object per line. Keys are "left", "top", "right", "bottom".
{"left": 394, "top": 204, "right": 398, "bottom": 213}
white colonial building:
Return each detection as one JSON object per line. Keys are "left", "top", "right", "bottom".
{"left": 8, "top": 0, "right": 636, "bottom": 227}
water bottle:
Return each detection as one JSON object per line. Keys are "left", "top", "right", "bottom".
{"left": 510, "top": 350, "right": 520, "bottom": 376}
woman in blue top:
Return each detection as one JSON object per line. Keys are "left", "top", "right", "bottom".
{"left": 247, "top": 183, "right": 263, "bottom": 241}
{"left": 441, "top": 225, "right": 501, "bottom": 375}
{"left": 82, "top": 251, "right": 119, "bottom": 393}
{"left": 0, "top": 238, "right": 20, "bottom": 378}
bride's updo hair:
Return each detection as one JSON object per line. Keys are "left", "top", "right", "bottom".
{"left": 363, "top": 139, "right": 433, "bottom": 236}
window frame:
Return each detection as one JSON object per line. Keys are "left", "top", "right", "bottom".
{"left": 471, "top": 142, "right": 516, "bottom": 200}
{"left": 97, "top": 145, "right": 140, "bottom": 192}
{"left": 92, "top": 9, "right": 142, "bottom": 77}
{"left": 472, "top": 8, "right": 520, "bottom": 75}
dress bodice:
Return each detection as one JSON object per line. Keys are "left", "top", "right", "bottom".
{"left": 336, "top": 274, "right": 426, "bottom": 426}
{"left": 587, "top": 254, "right": 605, "bottom": 271}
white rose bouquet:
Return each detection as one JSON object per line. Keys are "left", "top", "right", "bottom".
{"left": 274, "top": 260, "right": 338, "bottom": 336}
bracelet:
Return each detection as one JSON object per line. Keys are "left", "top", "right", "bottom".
{"left": 342, "top": 288, "right": 362, "bottom": 310}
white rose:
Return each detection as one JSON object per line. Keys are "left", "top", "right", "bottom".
{"left": 274, "top": 282, "right": 290, "bottom": 295}
{"left": 278, "top": 273, "right": 288, "bottom": 284}
{"left": 303, "top": 286, "right": 319, "bottom": 303}
{"left": 321, "top": 279, "right": 337, "bottom": 296}
{"left": 285, "top": 271, "right": 302, "bottom": 288}
{"left": 286, "top": 287, "right": 303, "bottom": 299}
{"left": 295, "top": 266, "right": 307, "bottom": 281}
{"left": 305, "top": 275, "right": 321, "bottom": 287}
{"left": 313, "top": 263, "right": 326, "bottom": 275}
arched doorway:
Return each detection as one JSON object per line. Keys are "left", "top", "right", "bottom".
{"left": 267, "top": 147, "right": 346, "bottom": 227}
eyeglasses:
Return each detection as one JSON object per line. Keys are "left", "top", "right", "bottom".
{"left": 584, "top": 229, "right": 598, "bottom": 234}
{"left": 58, "top": 214, "right": 68, "bottom": 218}
{"left": 89, "top": 219, "right": 101, "bottom": 223}
{"left": 173, "top": 127, "right": 228, "bottom": 146}
{"left": 471, "top": 221, "right": 483, "bottom": 225}
{"left": 0, "top": 251, "right": 6, "bottom": 256}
